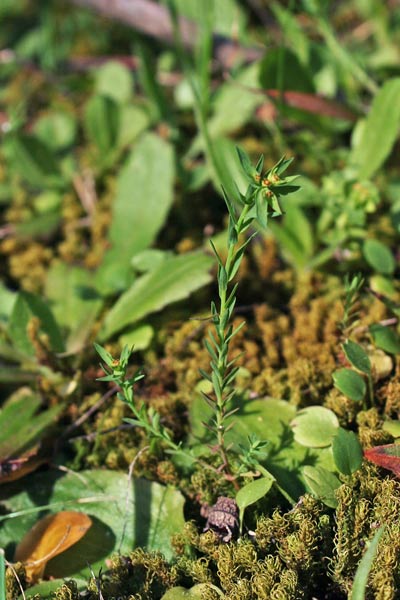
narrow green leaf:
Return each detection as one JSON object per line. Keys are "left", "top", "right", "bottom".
{"left": 8, "top": 291, "right": 64, "bottom": 356}
{"left": 332, "top": 368, "right": 366, "bottom": 402}
{"left": 332, "top": 428, "right": 363, "bottom": 476}
{"left": 343, "top": 340, "right": 371, "bottom": 375}
{"left": 94, "top": 343, "right": 114, "bottom": 366}
{"left": 236, "top": 147, "right": 256, "bottom": 179}
{"left": 0, "top": 549, "right": 5, "bottom": 600}
{"left": 256, "top": 192, "right": 268, "bottom": 229}
{"left": 8, "top": 134, "right": 63, "bottom": 188}
{"left": 84, "top": 94, "right": 120, "bottom": 154}
{"left": 350, "top": 77, "right": 400, "bottom": 179}
{"left": 350, "top": 527, "right": 385, "bottom": 600}
{"left": 209, "top": 239, "right": 224, "bottom": 267}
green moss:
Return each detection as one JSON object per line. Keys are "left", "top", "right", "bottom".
{"left": 53, "top": 580, "right": 80, "bottom": 600}
{"left": 333, "top": 466, "right": 400, "bottom": 597}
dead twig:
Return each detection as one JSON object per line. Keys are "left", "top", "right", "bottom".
{"left": 69, "top": 0, "right": 264, "bottom": 68}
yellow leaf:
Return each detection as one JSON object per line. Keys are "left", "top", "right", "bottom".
{"left": 14, "top": 511, "right": 92, "bottom": 582}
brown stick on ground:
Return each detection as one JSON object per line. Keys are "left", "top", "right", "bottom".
{"left": 69, "top": 0, "right": 264, "bottom": 68}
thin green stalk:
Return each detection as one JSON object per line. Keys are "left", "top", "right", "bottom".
{"left": 316, "top": 16, "right": 378, "bottom": 95}
{"left": 212, "top": 203, "right": 252, "bottom": 470}
{"left": 0, "top": 549, "right": 5, "bottom": 600}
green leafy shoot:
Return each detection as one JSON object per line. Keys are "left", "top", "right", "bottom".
{"left": 202, "top": 149, "right": 299, "bottom": 475}
{"left": 339, "top": 273, "right": 364, "bottom": 336}
{"left": 94, "top": 343, "right": 195, "bottom": 465}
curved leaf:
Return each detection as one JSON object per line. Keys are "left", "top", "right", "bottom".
{"left": 99, "top": 251, "right": 212, "bottom": 340}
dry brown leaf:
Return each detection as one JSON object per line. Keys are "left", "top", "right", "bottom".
{"left": 14, "top": 511, "right": 92, "bottom": 582}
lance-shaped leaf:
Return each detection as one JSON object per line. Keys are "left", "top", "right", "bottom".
{"left": 99, "top": 251, "right": 212, "bottom": 340}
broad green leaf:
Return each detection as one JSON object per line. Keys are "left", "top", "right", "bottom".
{"left": 99, "top": 252, "right": 212, "bottom": 340}
{"left": 343, "top": 340, "right": 371, "bottom": 375}
{"left": 370, "top": 323, "right": 400, "bottom": 354}
{"left": 369, "top": 274, "right": 397, "bottom": 298}
{"left": 190, "top": 396, "right": 335, "bottom": 502}
{"left": 34, "top": 111, "right": 77, "bottom": 150}
{"left": 236, "top": 476, "right": 274, "bottom": 529}
{"left": 18, "top": 578, "right": 87, "bottom": 600}
{"left": 382, "top": 420, "right": 400, "bottom": 438}
{"left": 95, "top": 133, "right": 175, "bottom": 294}
{"left": 0, "top": 470, "right": 185, "bottom": 578}
{"left": 259, "top": 46, "right": 315, "bottom": 93}
{"left": 363, "top": 239, "right": 395, "bottom": 275}
{"left": 8, "top": 291, "right": 64, "bottom": 356}
{"left": 302, "top": 465, "right": 341, "bottom": 509}
{"left": 7, "top": 134, "right": 63, "bottom": 188}
{"left": 291, "top": 406, "right": 339, "bottom": 448}
{"left": 45, "top": 263, "right": 103, "bottom": 353}
{"left": 193, "top": 63, "right": 261, "bottom": 146}
{"left": 131, "top": 249, "right": 169, "bottom": 273}
{"left": 119, "top": 324, "right": 154, "bottom": 351}
{"left": 350, "top": 527, "right": 385, "bottom": 600}
{"left": 95, "top": 61, "right": 133, "bottom": 103}
{"left": 0, "top": 388, "right": 63, "bottom": 459}
{"left": 332, "top": 428, "right": 363, "bottom": 476}
{"left": 332, "top": 368, "right": 366, "bottom": 402}
{"left": 350, "top": 78, "right": 400, "bottom": 178}
{"left": 117, "top": 104, "right": 150, "bottom": 149}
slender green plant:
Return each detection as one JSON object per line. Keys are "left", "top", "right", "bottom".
{"left": 339, "top": 273, "right": 365, "bottom": 336}
{"left": 199, "top": 150, "right": 300, "bottom": 474}
{"left": 94, "top": 343, "right": 195, "bottom": 463}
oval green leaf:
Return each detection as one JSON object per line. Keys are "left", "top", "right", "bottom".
{"left": 236, "top": 475, "right": 274, "bottom": 528}
{"left": 291, "top": 406, "right": 339, "bottom": 448}
{"left": 343, "top": 340, "right": 371, "bottom": 375}
{"left": 302, "top": 465, "right": 341, "bottom": 509}
{"left": 332, "top": 427, "right": 363, "bottom": 476}
{"left": 363, "top": 239, "right": 395, "bottom": 275}
{"left": 332, "top": 368, "right": 366, "bottom": 402}
{"left": 369, "top": 324, "right": 400, "bottom": 355}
